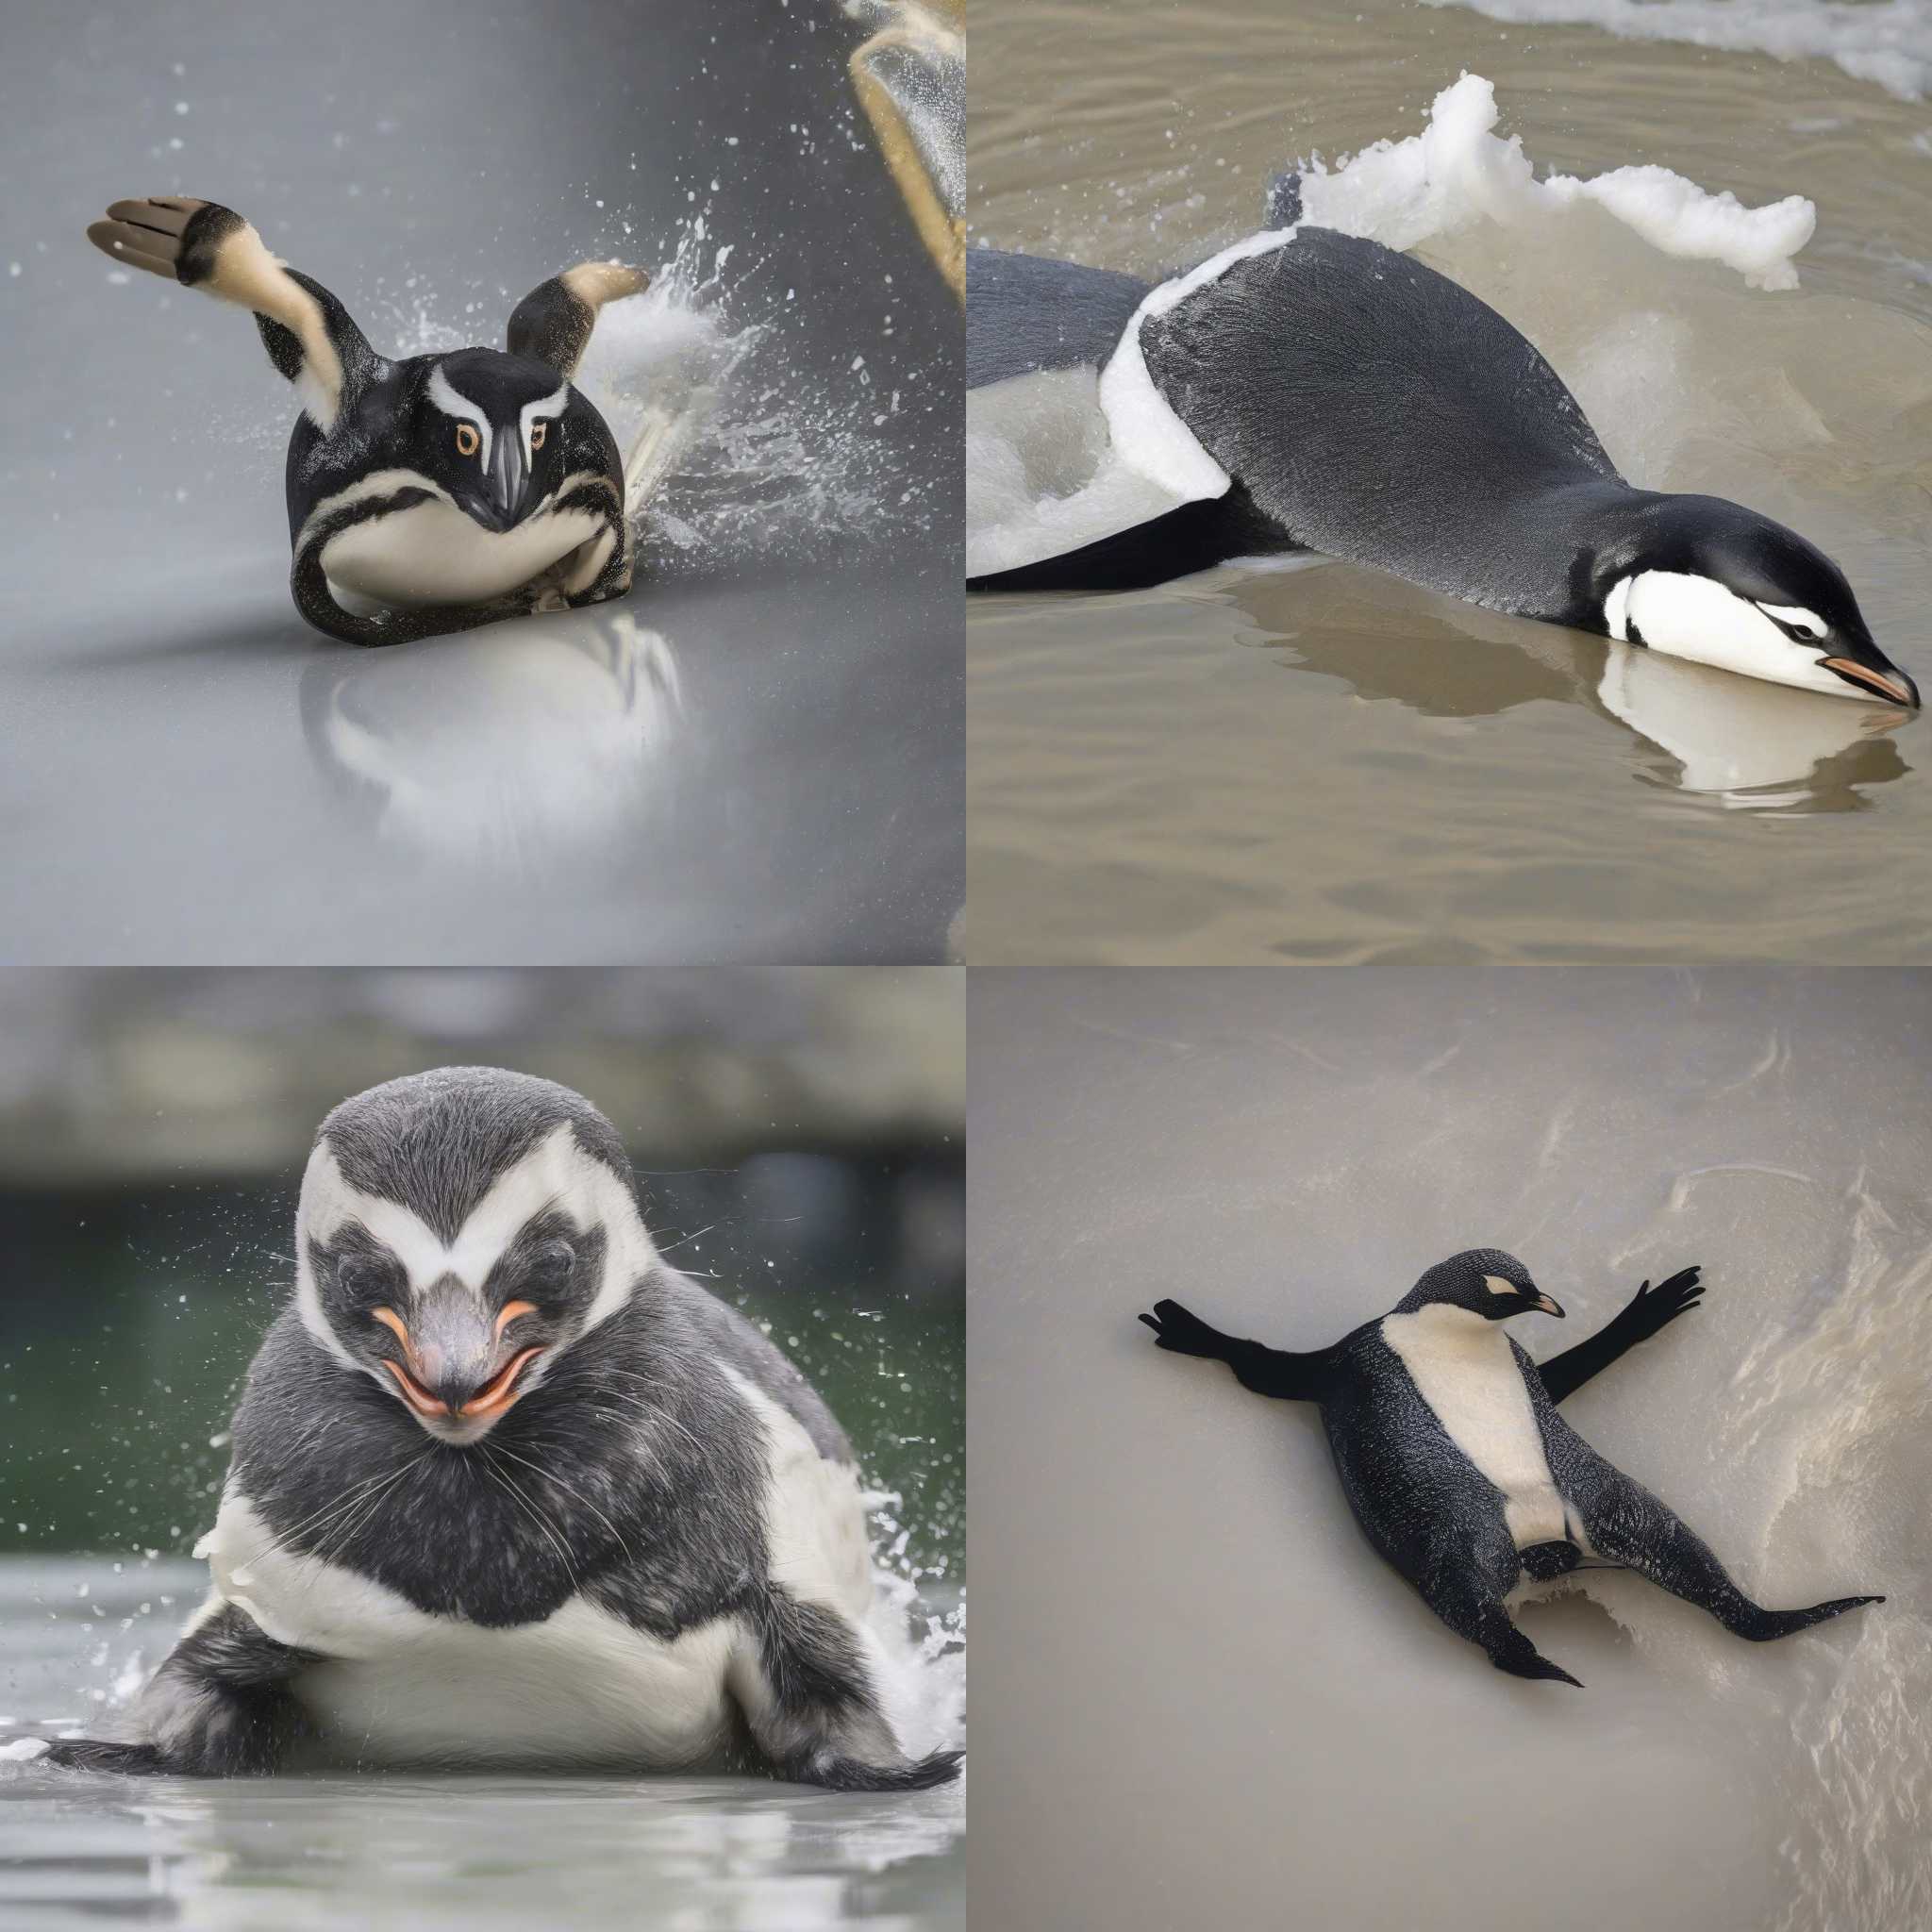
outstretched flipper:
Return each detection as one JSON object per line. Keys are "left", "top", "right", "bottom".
{"left": 1138, "top": 1299, "right": 1336, "bottom": 1401}
{"left": 507, "top": 261, "right": 651, "bottom": 381}
{"left": 732, "top": 1589, "right": 961, "bottom": 1793}
{"left": 42, "top": 1602, "right": 314, "bottom": 1777}
{"left": 86, "top": 198, "right": 376, "bottom": 429}
{"left": 1535, "top": 1267, "right": 1705, "bottom": 1405}
{"left": 1577, "top": 1476, "right": 1881, "bottom": 1643}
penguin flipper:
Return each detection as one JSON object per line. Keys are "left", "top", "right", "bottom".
{"left": 86, "top": 197, "right": 375, "bottom": 428}
{"left": 507, "top": 262, "right": 651, "bottom": 380}
{"left": 736, "top": 1590, "right": 963, "bottom": 1793}
{"left": 1577, "top": 1474, "right": 1883, "bottom": 1643}
{"left": 1138, "top": 1299, "right": 1334, "bottom": 1400}
{"left": 1536, "top": 1266, "right": 1704, "bottom": 1404}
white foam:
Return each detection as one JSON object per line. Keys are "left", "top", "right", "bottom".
{"left": 1423, "top": 0, "right": 1932, "bottom": 103}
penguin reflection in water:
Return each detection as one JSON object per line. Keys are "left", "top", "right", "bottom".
{"left": 87, "top": 198, "right": 651, "bottom": 646}
{"left": 1141, "top": 1252, "right": 1881, "bottom": 1687}
{"left": 43, "top": 1070, "right": 959, "bottom": 1789}
{"left": 967, "top": 183, "right": 1921, "bottom": 708}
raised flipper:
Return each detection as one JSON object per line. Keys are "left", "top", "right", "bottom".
{"left": 42, "top": 1602, "right": 315, "bottom": 1777}
{"left": 1535, "top": 1267, "right": 1705, "bottom": 1405}
{"left": 1138, "top": 1299, "right": 1336, "bottom": 1401}
{"left": 85, "top": 198, "right": 376, "bottom": 429}
{"left": 731, "top": 1589, "right": 961, "bottom": 1792}
{"left": 1578, "top": 1477, "right": 1881, "bottom": 1643}
{"left": 507, "top": 261, "right": 651, "bottom": 381}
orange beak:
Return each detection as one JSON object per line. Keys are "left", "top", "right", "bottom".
{"left": 373, "top": 1299, "right": 542, "bottom": 1424}
{"left": 1824, "top": 658, "right": 1919, "bottom": 707}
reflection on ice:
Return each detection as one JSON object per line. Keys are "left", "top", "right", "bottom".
{"left": 300, "top": 609, "right": 682, "bottom": 863}
{"left": 1599, "top": 641, "right": 1909, "bottom": 808}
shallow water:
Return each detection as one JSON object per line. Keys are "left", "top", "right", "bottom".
{"left": 967, "top": 967, "right": 1932, "bottom": 1932}
{"left": 0, "top": 1562, "right": 964, "bottom": 1930}
{"left": 968, "top": 0, "right": 1932, "bottom": 962}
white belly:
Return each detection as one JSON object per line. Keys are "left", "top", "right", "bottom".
{"left": 1379, "top": 1307, "right": 1584, "bottom": 1551}
{"left": 322, "top": 496, "right": 601, "bottom": 607}
{"left": 195, "top": 1492, "right": 736, "bottom": 1769}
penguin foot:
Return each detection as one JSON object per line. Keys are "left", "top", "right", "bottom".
{"left": 40, "top": 1738, "right": 168, "bottom": 1775}
{"left": 1138, "top": 1299, "right": 1231, "bottom": 1359}
{"left": 781, "top": 1747, "right": 964, "bottom": 1792}
{"left": 1735, "top": 1594, "right": 1884, "bottom": 1642}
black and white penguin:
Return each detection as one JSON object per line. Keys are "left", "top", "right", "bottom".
{"left": 87, "top": 197, "right": 649, "bottom": 646}
{"left": 966, "top": 184, "right": 1919, "bottom": 708}
{"left": 1140, "top": 1251, "right": 1881, "bottom": 1686}
{"left": 42, "top": 1068, "right": 959, "bottom": 1790}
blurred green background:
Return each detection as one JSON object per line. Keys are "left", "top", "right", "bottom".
{"left": 0, "top": 969, "right": 963, "bottom": 1584}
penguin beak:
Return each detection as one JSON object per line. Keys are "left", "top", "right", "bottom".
{"left": 1525, "top": 1290, "right": 1565, "bottom": 1319}
{"left": 1822, "top": 657, "right": 1919, "bottom": 708}
{"left": 373, "top": 1286, "right": 543, "bottom": 1435}
{"left": 475, "top": 425, "right": 532, "bottom": 532}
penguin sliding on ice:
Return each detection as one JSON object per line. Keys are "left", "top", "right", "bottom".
{"left": 87, "top": 198, "right": 650, "bottom": 646}
{"left": 1140, "top": 1251, "right": 1881, "bottom": 1687}
{"left": 40, "top": 1069, "right": 959, "bottom": 1790}
{"left": 966, "top": 178, "right": 1919, "bottom": 708}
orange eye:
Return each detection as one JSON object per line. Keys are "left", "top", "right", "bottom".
{"left": 529, "top": 421, "right": 547, "bottom": 452}
{"left": 454, "top": 422, "right": 479, "bottom": 458}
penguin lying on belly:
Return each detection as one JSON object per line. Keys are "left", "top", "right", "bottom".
{"left": 44, "top": 1068, "right": 958, "bottom": 1790}
{"left": 87, "top": 198, "right": 648, "bottom": 647}
{"left": 966, "top": 183, "right": 1919, "bottom": 708}
{"left": 1141, "top": 1251, "right": 1881, "bottom": 1686}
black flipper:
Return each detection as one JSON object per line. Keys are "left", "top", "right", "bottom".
{"left": 741, "top": 1588, "right": 962, "bottom": 1794}
{"left": 966, "top": 247, "right": 1152, "bottom": 391}
{"left": 507, "top": 262, "right": 650, "bottom": 380}
{"left": 1414, "top": 1525, "right": 1583, "bottom": 1687}
{"left": 1535, "top": 1267, "right": 1705, "bottom": 1405}
{"left": 85, "top": 197, "right": 377, "bottom": 426}
{"left": 1580, "top": 1483, "right": 1882, "bottom": 1642}
{"left": 1138, "top": 1299, "right": 1336, "bottom": 1401}
{"left": 43, "top": 1603, "right": 315, "bottom": 1777}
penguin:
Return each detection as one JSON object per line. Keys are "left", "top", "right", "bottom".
{"left": 1139, "top": 1250, "right": 1882, "bottom": 1686}
{"left": 86, "top": 197, "right": 650, "bottom": 646}
{"left": 965, "top": 177, "right": 1919, "bottom": 708}
{"left": 42, "top": 1068, "right": 960, "bottom": 1790}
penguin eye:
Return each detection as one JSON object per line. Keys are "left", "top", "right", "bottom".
{"left": 1755, "top": 602, "right": 1826, "bottom": 642}
{"left": 335, "top": 1254, "right": 393, "bottom": 1302}
{"left": 529, "top": 421, "right": 547, "bottom": 452}
{"left": 528, "top": 1239, "right": 575, "bottom": 1289}
{"left": 454, "top": 422, "right": 480, "bottom": 459}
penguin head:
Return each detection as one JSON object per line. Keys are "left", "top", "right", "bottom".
{"left": 416, "top": 349, "right": 578, "bottom": 534}
{"left": 292, "top": 1068, "right": 658, "bottom": 1444}
{"left": 1400, "top": 1248, "right": 1565, "bottom": 1323}
{"left": 1598, "top": 494, "right": 1917, "bottom": 707}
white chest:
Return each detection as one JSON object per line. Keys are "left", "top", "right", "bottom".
{"left": 196, "top": 1493, "right": 736, "bottom": 1769}
{"left": 1379, "top": 1308, "right": 1582, "bottom": 1551}
{"left": 321, "top": 494, "right": 601, "bottom": 607}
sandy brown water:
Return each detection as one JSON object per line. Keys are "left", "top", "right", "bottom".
{"left": 968, "top": 0, "right": 1932, "bottom": 962}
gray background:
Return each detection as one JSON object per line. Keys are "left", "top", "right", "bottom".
{"left": 0, "top": 0, "right": 960, "bottom": 964}
{"left": 968, "top": 968, "right": 1932, "bottom": 1932}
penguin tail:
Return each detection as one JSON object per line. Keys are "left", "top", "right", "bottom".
{"left": 39, "top": 1737, "right": 169, "bottom": 1775}
{"left": 784, "top": 1747, "right": 964, "bottom": 1792}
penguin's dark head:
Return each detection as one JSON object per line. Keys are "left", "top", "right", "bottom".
{"left": 1401, "top": 1248, "right": 1564, "bottom": 1323}
{"left": 1597, "top": 493, "right": 1917, "bottom": 707}
{"left": 293, "top": 1067, "right": 658, "bottom": 1445}
{"left": 417, "top": 349, "right": 578, "bottom": 534}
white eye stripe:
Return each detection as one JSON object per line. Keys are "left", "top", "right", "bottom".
{"left": 1755, "top": 602, "right": 1826, "bottom": 640}
{"left": 427, "top": 365, "right": 491, "bottom": 466}
{"left": 1483, "top": 1274, "right": 1515, "bottom": 1295}
{"left": 520, "top": 384, "right": 568, "bottom": 452}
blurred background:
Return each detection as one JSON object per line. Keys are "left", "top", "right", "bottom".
{"left": 0, "top": 968, "right": 964, "bottom": 1578}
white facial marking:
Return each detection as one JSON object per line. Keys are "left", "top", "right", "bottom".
{"left": 520, "top": 383, "right": 568, "bottom": 456}
{"left": 1381, "top": 1307, "right": 1589, "bottom": 1552}
{"left": 1755, "top": 601, "right": 1826, "bottom": 640}
{"left": 427, "top": 365, "right": 491, "bottom": 467}
{"left": 295, "top": 1121, "right": 658, "bottom": 1389}
{"left": 1482, "top": 1274, "right": 1515, "bottom": 1296}
{"left": 1622, "top": 571, "right": 1856, "bottom": 699}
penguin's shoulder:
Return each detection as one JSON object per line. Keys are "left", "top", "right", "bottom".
{"left": 966, "top": 247, "right": 1154, "bottom": 391}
